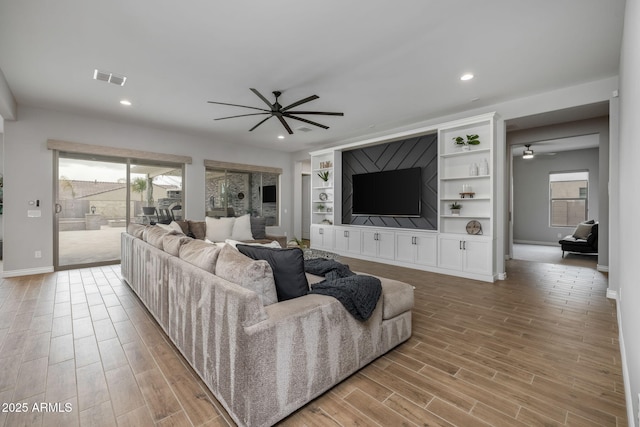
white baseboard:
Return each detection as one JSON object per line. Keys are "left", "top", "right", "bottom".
{"left": 497, "top": 272, "right": 507, "bottom": 280}
{"left": 2, "top": 266, "right": 54, "bottom": 278}
{"left": 597, "top": 264, "right": 609, "bottom": 272}
{"left": 606, "top": 288, "right": 617, "bottom": 300}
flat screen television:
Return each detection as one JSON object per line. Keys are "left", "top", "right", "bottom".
{"left": 262, "top": 185, "right": 276, "bottom": 203}
{"left": 352, "top": 167, "right": 422, "bottom": 217}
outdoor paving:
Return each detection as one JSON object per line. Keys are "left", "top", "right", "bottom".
{"left": 59, "top": 225, "right": 124, "bottom": 266}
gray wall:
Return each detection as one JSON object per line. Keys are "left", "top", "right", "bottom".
{"left": 617, "top": 0, "right": 640, "bottom": 423}
{"left": 513, "top": 147, "right": 599, "bottom": 244}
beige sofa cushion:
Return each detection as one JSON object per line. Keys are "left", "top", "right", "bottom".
{"left": 178, "top": 239, "right": 221, "bottom": 273}
{"left": 143, "top": 225, "right": 168, "bottom": 250}
{"left": 162, "top": 233, "right": 192, "bottom": 257}
{"left": 215, "top": 244, "right": 278, "bottom": 306}
{"left": 379, "top": 278, "right": 414, "bottom": 320}
{"left": 127, "top": 223, "right": 146, "bottom": 239}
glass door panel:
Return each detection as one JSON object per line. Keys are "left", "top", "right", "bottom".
{"left": 129, "top": 162, "right": 183, "bottom": 225}
{"left": 56, "top": 154, "right": 127, "bottom": 268}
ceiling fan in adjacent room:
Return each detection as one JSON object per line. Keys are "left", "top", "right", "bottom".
{"left": 208, "top": 88, "right": 344, "bottom": 135}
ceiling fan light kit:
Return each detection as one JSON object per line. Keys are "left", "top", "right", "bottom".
{"left": 208, "top": 88, "right": 344, "bottom": 135}
{"left": 523, "top": 144, "right": 534, "bottom": 159}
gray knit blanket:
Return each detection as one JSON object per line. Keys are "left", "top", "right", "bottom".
{"left": 304, "top": 258, "right": 382, "bottom": 321}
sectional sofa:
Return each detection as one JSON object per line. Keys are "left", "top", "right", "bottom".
{"left": 120, "top": 224, "right": 414, "bottom": 427}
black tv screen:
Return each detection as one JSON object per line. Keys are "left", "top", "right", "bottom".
{"left": 262, "top": 185, "right": 276, "bottom": 203}
{"left": 352, "top": 167, "right": 422, "bottom": 216}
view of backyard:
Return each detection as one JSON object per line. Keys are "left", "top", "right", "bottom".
{"left": 57, "top": 156, "right": 182, "bottom": 267}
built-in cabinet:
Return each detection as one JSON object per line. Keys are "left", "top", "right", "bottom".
{"left": 309, "top": 113, "right": 498, "bottom": 282}
{"left": 395, "top": 232, "right": 437, "bottom": 267}
{"left": 361, "top": 230, "right": 395, "bottom": 260}
{"left": 437, "top": 234, "right": 492, "bottom": 275}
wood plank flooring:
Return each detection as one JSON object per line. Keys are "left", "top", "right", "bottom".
{"left": 0, "top": 257, "right": 626, "bottom": 426}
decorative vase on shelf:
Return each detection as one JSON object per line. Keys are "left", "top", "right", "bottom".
{"left": 480, "top": 158, "right": 489, "bottom": 175}
{"left": 469, "top": 162, "right": 479, "bottom": 176}
{"left": 451, "top": 209, "right": 460, "bottom": 216}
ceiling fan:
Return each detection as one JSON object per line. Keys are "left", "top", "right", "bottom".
{"left": 208, "top": 88, "right": 344, "bottom": 135}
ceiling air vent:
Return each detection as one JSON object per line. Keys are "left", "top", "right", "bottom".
{"left": 93, "top": 69, "right": 127, "bottom": 86}
{"left": 296, "top": 126, "right": 313, "bottom": 133}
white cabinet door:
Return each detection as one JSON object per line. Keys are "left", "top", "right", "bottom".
{"left": 463, "top": 239, "right": 492, "bottom": 275}
{"left": 438, "top": 235, "right": 464, "bottom": 271}
{"left": 395, "top": 232, "right": 436, "bottom": 266}
{"left": 361, "top": 229, "right": 394, "bottom": 259}
{"left": 361, "top": 230, "right": 379, "bottom": 257}
{"left": 414, "top": 234, "right": 437, "bottom": 266}
{"left": 310, "top": 225, "right": 334, "bottom": 250}
{"left": 334, "top": 227, "right": 361, "bottom": 254}
{"left": 395, "top": 233, "right": 416, "bottom": 263}
{"left": 376, "top": 231, "right": 395, "bottom": 260}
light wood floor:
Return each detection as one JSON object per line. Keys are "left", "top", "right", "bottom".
{"left": 0, "top": 258, "right": 626, "bottom": 426}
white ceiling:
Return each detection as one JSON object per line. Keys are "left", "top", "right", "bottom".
{"left": 0, "top": 1, "right": 625, "bottom": 153}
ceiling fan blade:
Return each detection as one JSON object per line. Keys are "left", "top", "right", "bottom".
{"left": 249, "top": 115, "right": 273, "bottom": 132}
{"left": 207, "top": 100, "right": 269, "bottom": 112}
{"left": 282, "top": 95, "right": 319, "bottom": 111}
{"left": 250, "top": 88, "right": 275, "bottom": 109}
{"left": 284, "top": 114, "right": 329, "bottom": 129}
{"left": 214, "top": 112, "right": 270, "bottom": 121}
{"left": 276, "top": 115, "right": 294, "bottom": 134}
{"left": 285, "top": 110, "right": 344, "bottom": 116}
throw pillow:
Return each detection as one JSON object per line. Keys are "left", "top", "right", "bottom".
{"left": 230, "top": 214, "right": 254, "bottom": 241}
{"left": 250, "top": 216, "right": 267, "bottom": 239}
{"left": 572, "top": 223, "right": 593, "bottom": 240}
{"left": 187, "top": 220, "right": 206, "bottom": 240}
{"left": 216, "top": 244, "right": 278, "bottom": 306}
{"left": 205, "top": 216, "right": 235, "bottom": 242}
{"left": 174, "top": 220, "right": 190, "bottom": 235}
{"left": 143, "top": 225, "right": 168, "bottom": 250}
{"left": 162, "top": 233, "right": 192, "bottom": 256}
{"left": 178, "top": 239, "right": 221, "bottom": 273}
{"left": 237, "top": 245, "right": 309, "bottom": 301}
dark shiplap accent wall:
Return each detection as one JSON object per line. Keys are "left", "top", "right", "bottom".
{"left": 342, "top": 133, "right": 438, "bottom": 229}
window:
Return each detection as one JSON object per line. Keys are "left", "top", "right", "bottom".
{"left": 549, "top": 171, "right": 588, "bottom": 227}
{"left": 204, "top": 160, "right": 282, "bottom": 226}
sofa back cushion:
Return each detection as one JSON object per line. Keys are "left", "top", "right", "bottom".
{"left": 216, "top": 244, "right": 278, "bottom": 306}
{"left": 188, "top": 220, "right": 206, "bottom": 240}
{"left": 163, "top": 233, "right": 192, "bottom": 256}
{"left": 127, "top": 223, "right": 146, "bottom": 239}
{"left": 237, "top": 245, "right": 309, "bottom": 302}
{"left": 143, "top": 225, "right": 168, "bottom": 250}
{"left": 179, "top": 240, "right": 221, "bottom": 273}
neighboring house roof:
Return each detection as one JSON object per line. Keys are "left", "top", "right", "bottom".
{"left": 59, "top": 180, "right": 179, "bottom": 199}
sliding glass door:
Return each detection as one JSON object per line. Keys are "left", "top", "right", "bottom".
{"left": 54, "top": 152, "right": 184, "bottom": 270}
{"left": 55, "top": 153, "right": 127, "bottom": 268}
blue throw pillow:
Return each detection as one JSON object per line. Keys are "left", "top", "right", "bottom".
{"left": 237, "top": 245, "right": 309, "bottom": 301}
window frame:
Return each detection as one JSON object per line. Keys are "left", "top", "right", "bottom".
{"left": 549, "top": 170, "right": 589, "bottom": 228}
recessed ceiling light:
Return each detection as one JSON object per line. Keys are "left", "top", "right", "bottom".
{"left": 460, "top": 73, "right": 474, "bottom": 81}
{"left": 120, "top": 100, "right": 132, "bottom": 106}
{"left": 277, "top": 135, "right": 285, "bottom": 139}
